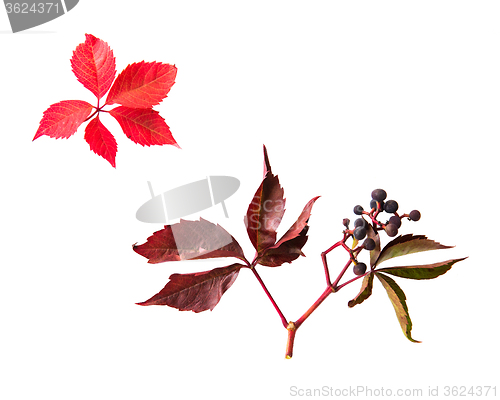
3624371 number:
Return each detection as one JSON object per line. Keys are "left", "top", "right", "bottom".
{"left": 5, "top": 3, "right": 60, "bottom": 14}
{"left": 444, "top": 386, "right": 497, "bottom": 396}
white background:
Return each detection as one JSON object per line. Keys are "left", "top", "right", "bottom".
{"left": 1, "top": 1, "right": 498, "bottom": 399}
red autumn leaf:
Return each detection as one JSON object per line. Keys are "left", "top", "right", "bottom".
{"left": 33, "top": 34, "right": 179, "bottom": 167}
{"left": 257, "top": 196, "right": 319, "bottom": 267}
{"left": 244, "top": 149, "right": 286, "bottom": 253}
{"left": 109, "top": 106, "right": 180, "bottom": 147}
{"left": 133, "top": 218, "right": 248, "bottom": 264}
{"left": 33, "top": 100, "right": 94, "bottom": 141}
{"left": 263, "top": 144, "right": 272, "bottom": 178}
{"left": 137, "top": 263, "right": 244, "bottom": 312}
{"left": 105, "top": 62, "right": 177, "bottom": 108}
{"left": 71, "top": 34, "right": 116, "bottom": 100}
{"left": 84, "top": 116, "right": 117, "bottom": 168}
{"left": 273, "top": 196, "right": 319, "bottom": 248}
{"left": 257, "top": 230, "right": 309, "bottom": 267}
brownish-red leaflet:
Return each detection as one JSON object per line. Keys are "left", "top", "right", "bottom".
{"left": 137, "top": 263, "right": 245, "bottom": 312}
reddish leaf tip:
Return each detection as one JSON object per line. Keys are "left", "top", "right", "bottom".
{"left": 263, "top": 144, "right": 272, "bottom": 176}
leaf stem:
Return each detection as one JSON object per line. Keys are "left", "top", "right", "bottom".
{"left": 251, "top": 267, "right": 288, "bottom": 329}
{"left": 83, "top": 109, "right": 99, "bottom": 122}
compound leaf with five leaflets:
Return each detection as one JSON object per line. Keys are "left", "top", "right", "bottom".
{"left": 34, "top": 34, "right": 179, "bottom": 167}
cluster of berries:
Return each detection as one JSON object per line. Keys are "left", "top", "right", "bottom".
{"left": 343, "top": 189, "right": 421, "bottom": 276}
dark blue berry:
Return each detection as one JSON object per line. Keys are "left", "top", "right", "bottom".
{"left": 353, "top": 205, "right": 364, "bottom": 215}
{"left": 385, "top": 224, "right": 398, "bottom": 237}
{"left": 371, "top": 189, "right": 387, "bottom": 202}
{"left": 409, "top": 210, "right": 421, "bottom": 221}
{"left": 384, "top": 200, "right": 398, "bottom": 214}
{"left": 354, "top": 226, "right": 367, "bottom": 240}
{"left": 389, "top": 215, "right": 401, "bottom": 229}
{"left": 363, "top": 238, "right": 376, "bottom": 250}
{"left": 354, "top": 218, "right": 367, "bottom": 228}
{"left": 353, "top": 262, "right": 367, "bottom": 276}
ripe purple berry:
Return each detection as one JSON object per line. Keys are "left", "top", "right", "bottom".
{"left": 353, "top": 262, "right": 367, "bottom": 276}
{"left": 384, "top": 200, "right": 398, "bottom": 214}
{"left": 385, "top": 223, "right": 398, "bottom": 237}
{"left": 363, "top": 238, "right": 376, "bottom": 251}
{"left": 409, "top": 210, "right": 421, "bottom": 221}
{"left": 371, "top": 189, "right": 387, "bottom": 202}
{"left": 354, "top": 218, "right": 367, "bottom": 228}
{"left": 353, "top": 226, "right": 367, "bottom": 240}
{"left": 353, "top": 205, "right": 364, "bottom": 215}
{"left": 389, "top": 215, "right": 402, "bottom": 229}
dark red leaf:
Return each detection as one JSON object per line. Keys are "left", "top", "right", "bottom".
{"left": 263, "top": 144, "right": 272, "bottom": 178}
{"left": 133, "top": 218, "right": 248, "bottom": 264}
{"left": 244, "top": 150, "right": 285, "bottom": 253}
{"left": 348, "top": 272, "right": 374, "bottom": 308}
{"left": 376, "top": 257, "right": 467, "bottom": 280}
{"left": 105, "top": 62, "right": 177, "bottom": 108}
{"left": 375, "top": 234, "right": 453, "bottom": 266}
{"left": 33, "top": 100, "right": 94, "bottom": 141}
{"left": 137, "top": 263, "right": 244, "bottom": 312}
{"left": 84, "top": 116, "right": 117, "bottom": 168}
{"left": 71, "top": 34, "right": 116, "bottom": 99}
{"left": 257, "top": 196, "right": 319, "bottom": 267}
{"left": 109, "top": 106, "right": 179, "bottom": 147}
{"left": 257, "top": 229, "right": 308, "bottom": 267}
{"left": 375, "top": 272, "right": 420, "bottom": 343}
{"left": 274, "top": 196, "right": 319, "bottom": 248}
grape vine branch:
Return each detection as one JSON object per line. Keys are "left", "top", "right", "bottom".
{"left": 133, "top": 145, "right": 467, "bottom": 359}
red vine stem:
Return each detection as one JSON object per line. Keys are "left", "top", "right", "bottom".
{"left": 252, "top": 215, "right": 384, "bottom": 358}
{"left": 251, "top": 267, "right": 288, "bottom": 329}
